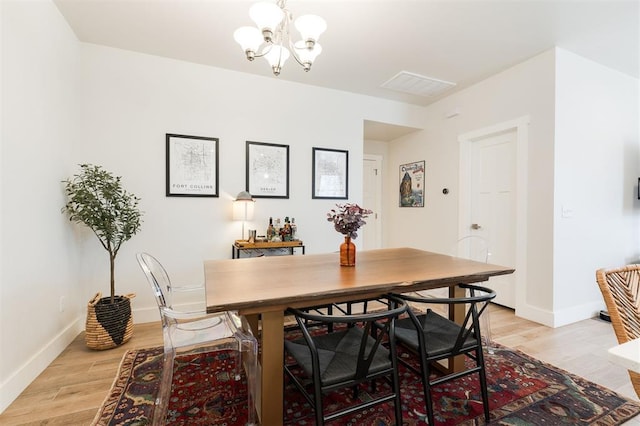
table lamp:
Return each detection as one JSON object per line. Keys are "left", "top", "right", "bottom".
{"left": 233, "top": 191, "right": 255, "bottom": 241}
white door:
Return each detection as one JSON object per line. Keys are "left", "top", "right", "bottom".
{"left": 362, "top": 155, "right": 382, "bottom": 250}
{"left": 469, "top": 131, "right": 517, "bottom": 308}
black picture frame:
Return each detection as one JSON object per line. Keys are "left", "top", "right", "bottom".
{"left": 312, "top": 147, "right": 349, "bottom": 199}
{"left": 166, "top": 133, "right": 219, "bottom": 197}
{"left": 246, "top": 141, "right": 289, "bottom": 198}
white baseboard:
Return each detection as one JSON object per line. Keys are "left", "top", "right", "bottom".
{"left": 516, "top": 301, "right": 605, "bottom": 328}
{"left": 0, "top": 301, "right": 226, "bottom": 414}
{"left": 0, "top": 316, "right": 84, "bottom": 414}
{"left": 551, "top": 301, "right": 605, "bottom": 327}
{"left": 515, "top": 303, "right": 554, "bottom": 327}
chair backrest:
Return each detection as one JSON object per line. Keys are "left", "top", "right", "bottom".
{"left": 596, "top": 264, "right": 640, "bottom": 399}
{"left": 136, "top": 252, "right": 173, "bottom": 310}
{"left": 397, "top": 284, "right": 496, "bottom": 352}
{"left": 596, "top": 265, "right": 640, "bottom": 345}
{"left": 288, "top": 298, "right": 407, "bottom": 381}
{"left": 453, "top": 235, "right": 490, "bottom": 263}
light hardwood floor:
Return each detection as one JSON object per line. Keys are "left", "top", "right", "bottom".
{"left": 1, "top": 305, "right": 639, "bottom": 425}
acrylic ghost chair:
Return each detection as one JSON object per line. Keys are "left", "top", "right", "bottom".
{"left": 136, "top": 252, "right": 258, "bottom": 425}
{"left": 596, "top": 265, "right": 640, "bottom": 398}
{"left": 453, "top": 235, "right": 496, "bottom": 354}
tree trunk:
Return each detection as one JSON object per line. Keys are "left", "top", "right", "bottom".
{"left": 110, "top": 252, "right": 116, "bottom": 303}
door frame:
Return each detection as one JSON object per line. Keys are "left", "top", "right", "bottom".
{"left": 363, "top": 154, "right": 383, "bottom": 249}
{"left": 458, "top": 116, "right": 529, "bottom": 314}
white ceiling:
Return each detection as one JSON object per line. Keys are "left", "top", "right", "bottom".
{"left": 53, "top": 0, "right": 639, "bottom": 139}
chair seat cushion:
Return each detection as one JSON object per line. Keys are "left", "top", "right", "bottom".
{"left": 395, "top": 310, "right": 476, "bottom": 358}
{"left": 285, "top": 326, "right": 392, "bottom": 386}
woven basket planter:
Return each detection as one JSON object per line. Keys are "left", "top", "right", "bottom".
{"left": 85, "top": 292, "right": 135, "bottom": 350}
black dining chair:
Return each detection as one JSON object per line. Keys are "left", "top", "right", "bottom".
{"left": 283, "top": 296, "right": 408, "bottom": 425}
{"left": 392, "top": 283, "right": 496, "bottom": 425}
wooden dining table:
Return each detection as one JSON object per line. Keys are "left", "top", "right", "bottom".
{"left": 205, "top": 247, "right": 514, "bottom": 425}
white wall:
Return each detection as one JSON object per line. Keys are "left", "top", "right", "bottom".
{"left": 385, "top": 50, "right": 557, "bottom": 323}
{"left": 0, "top": 0, "right": 81, "bottom": 413}
{"left": 75, "top": 43, "right": 425, "bottom": 321}
{"left": 382, "top": 48, "right": 639, "bottom": 327}
{"left": 0, "top": 1, "right": 427, "bottom": 412}
{"left": 553, "top": 49, "right": 640, "bottom": 324}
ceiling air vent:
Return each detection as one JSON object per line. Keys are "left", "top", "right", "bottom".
{"left": 381, "top": 71, "right": 456, "bottom": 98}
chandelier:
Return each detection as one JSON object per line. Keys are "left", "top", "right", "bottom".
{"left": 233, "top": 0, "right": 326, "bottom": 76}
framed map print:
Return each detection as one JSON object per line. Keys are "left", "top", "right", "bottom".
{"left": 166, "top": 133, "right": 219, "bottom": 197}
{"left": 246, "top": 141, "right": 289, "bottom": 198}
{"left": 312, "top": 147, "right": 348, "bottom": 199}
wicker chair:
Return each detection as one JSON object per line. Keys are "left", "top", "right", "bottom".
{"left": 596, "top": 265, "right": 640, "bottom": 398}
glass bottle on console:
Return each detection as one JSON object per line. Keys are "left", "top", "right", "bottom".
{"left": 291, "top": 218, "right": 297, "bottom": 240}
{"left": 282, "top": 217, "right": 292, "bottom": 241}
{"left": 272, "top": 218, "right": 282, "bottom": 242}
{"left": 267, "top": 217, "right": 275, "bottom": 241}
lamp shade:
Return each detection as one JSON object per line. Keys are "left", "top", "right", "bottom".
{"left": 234, "top": 26, "right": 263, "bottom": 52}
{"left": 294, "top": 42, "right": 322, "bottom": 65}
{"left": 264, "top": 45, "right": 290, "bottom": 71}
{"left": 294, "top": 14, "right": 327, "bottom": 44}
{"left": 233, "top": 191, "right": 255, "bottom": 221}
{"left": 249, "top": 2, "right": 284, "bottom": 34}
{"left": 235, "top": 190, "right": 254, "bottom": 202}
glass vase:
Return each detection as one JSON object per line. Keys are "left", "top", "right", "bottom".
{"left": 340, "top": 236, "right": 356, "bottom": 267}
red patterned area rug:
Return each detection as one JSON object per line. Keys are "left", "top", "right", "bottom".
{"left": 92, "top": 344, "right": 640, "bottom": 425}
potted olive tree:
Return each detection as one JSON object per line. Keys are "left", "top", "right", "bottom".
{"left": 63, "top": 164, "right": 143, "bottom": 350}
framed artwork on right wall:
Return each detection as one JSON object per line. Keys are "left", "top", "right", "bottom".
{"left": 399, "top": 160, "right": 425, "bottom": 207}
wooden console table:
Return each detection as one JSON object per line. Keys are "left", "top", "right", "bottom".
{"left": 231, "top": 240, "right": 305, "bottom": 259}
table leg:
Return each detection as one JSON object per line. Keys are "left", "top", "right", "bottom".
{"left": 245, "top": 314, "right": 260, "bottom": 337}
{"left": 449, "top": 285, "right": 466, "bottom": 372}
{"left": 260, "top": 310, "right": 284, "bottom": 426}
